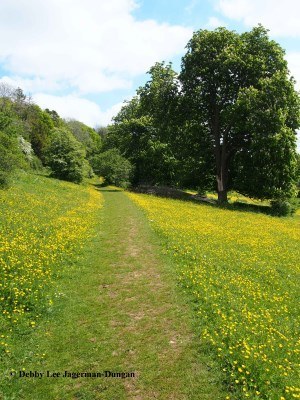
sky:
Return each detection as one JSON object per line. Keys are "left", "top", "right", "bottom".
{"left": 1, "top": 0, "right": 300, "bottom": 133}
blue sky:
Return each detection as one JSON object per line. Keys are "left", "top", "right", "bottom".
{"left": 0, "top": 0, "right": 300, "bottom": 140}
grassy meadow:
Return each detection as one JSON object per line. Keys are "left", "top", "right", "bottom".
{"left": 0, "top": 175, "right": 228, "bottom": 400}
{"left": 1, "top": 171, "right": 299, "bottom": 399}
{"left": 0, "top": 173, "right": 103, "bottom": 372}
{"left": 127, "top": 192, "right": 300, "bottom": 400}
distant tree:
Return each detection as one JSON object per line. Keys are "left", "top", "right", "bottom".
{"left": 0, "top": 83, "right": 14, "bottom": 112}
{"left": 180, "top": 25, "right": 299, "bottom": 202}
{"left": 66, "top": 119, "right": 102, "bottom": 158}
{"left": 45, "top": 109, "right": 63, "bottom": 127}
{"left": 95, "top": 126, "right": 108, "bottom": 140}
{"left": 26, "top": 105, "right": 54, "bottom": 160}
{"left": 11, "top": 87, "right": 33, "bottom": 121}
{"left": 45, "top": 128, "right": 86, "bottom": 183}
{"left": 107, "top": 89, "right": 178, "bottom": 186}
{"left": 91, "top": 148, "right": 133, "bottom": 188}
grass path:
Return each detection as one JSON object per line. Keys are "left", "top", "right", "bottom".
{"left": 8, "top": 186, "right": 227, "bottom": 399}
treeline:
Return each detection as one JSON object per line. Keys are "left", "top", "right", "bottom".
{"left": 1, "top": 25, "right": 299, "bottom": 216}
{"left": 0, "top": 83, "right": 104, "bottom": 187}
{"left": 103, "top": 25, "right": 300, "bottom": 211}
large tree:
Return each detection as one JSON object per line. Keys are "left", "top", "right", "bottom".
{"left": 180, "top": 25, "right": 299, "bottom": 202}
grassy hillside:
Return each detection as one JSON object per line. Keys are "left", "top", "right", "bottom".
{"left": 1, "top": 172, "right": 299, "bottom": 399}
{"left": 0, "top": 177, "right": 229, "bottom": 400}
{"left": 127, "top": 192, "right": 300, "bottom": 400}
{"left": 0, "top": 173, "right": 103, "bottom": 378}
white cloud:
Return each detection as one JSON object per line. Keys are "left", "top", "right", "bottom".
{"left": 206, "top": 16, "right": 227, "bottom": 29}
{"left": 33, "top": 93, "right": 123, "bottom": 127}
{"left": 0, "top": 76, "right": 61, "bottom": 93}
{"left": 286, "top": 52, "right": 300, "bottom": 90}
{"left": 216, "top": 0, "right": 300, "bottom": 37}
{"left": 0, "top": 0, "right": 192, "bottom": 94}
{"left": 185, "top": 0, "right": 198, "bottom": 13}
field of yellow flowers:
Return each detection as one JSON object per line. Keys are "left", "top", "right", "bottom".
{"left": 0, "top": 173, "right": 103, "bottom": 359}
{"left": 127, "top": 193, "right": 300, "bottom": 400}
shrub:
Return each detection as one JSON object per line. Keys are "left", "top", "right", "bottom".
{"left": 82, "top": 159, "right": 95, "bottom": 179}
{"left": 90, "top": 149, "right": 133, "bottom": 188}
{"left": 0, "top": 171, "right": 10, "bottom": 189}
{"left": 45, "top": 128, "right": 86, "bottom": 183}
{"left": 0, "top": 131, "right": 26, "bottom": 188}
{"left": 29, "top": 155, "right": 44, "bottom": 171}
{"left": 270, "top": 198, "right": 297, "bottom": 216}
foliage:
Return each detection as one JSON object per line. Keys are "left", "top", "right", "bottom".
{"left": 180, "top": 25, "right": 299, "bottom": 202}
{"left": 11, "top": 87, "right": 32, "bottom": 121}
{"left": 232, "top": 74, "right": 299, "bottom": 200}
{"left": 296, "top": 153, "right": 300, "bottom": 195}
{"left": 137, "top": 62, "right": 180, "bottom": 138}
{"left": 25, "top": 105, "right": 54, "bottom": 160}
{"left": 270, "top": 198, "right": 298, "bottom": 216}
{"left": 128, "top": 192, "right": 300, "bottom": 400}
{"left": 0, "top": 83, "right": 100, "bottom": 188}
{"left": 91, "top": 148, "right": 133, "bottom": 188}
{"left": 66, "top": 119, "right": 102, "bottom": 158}
{"left": 18, "top": 136, "right": 34, "bottom": 162}
{"left": 96, "top": 125, "right": 108, "bottom": 140}
{"left": 45, "top": 127, "right": 87, "bottom": 183}
{"left": 0, "top": 131, "right": 26, "bottom": 188}
{"left": 106, "top": 96, "right": 178, "bottom": 186}
{"left": 0, "top": 111, "right": 12, "bottom": 130}
{"left": 107, "top": 26, "right": 299, "bottom": 204}
{"left": 0, "top": 88, "right": 54, "bottom": 162}
{"left": 0, "top": 85, "right": 30, "bottom": 121}
{"left": 45, "top": 108, "right": 63, "bottom": 127}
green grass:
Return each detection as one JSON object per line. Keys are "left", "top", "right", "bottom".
{"left": 1, "top": 174, "right": 229, "bottom": 399}
{"left": 128, "top": 192, "right": 300, "bottom": 400}
{"left": 0, "top": 171, "right": 103, "bottom": 398}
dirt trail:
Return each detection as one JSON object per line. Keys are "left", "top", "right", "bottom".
{"left": 96, "top": 188, "right": 224, "bottom": 399}
{"left": 9, "top": 187, "right": 225, "bottom": 400}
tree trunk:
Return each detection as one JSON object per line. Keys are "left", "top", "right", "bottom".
{"left": 211, "top": 103, "right": 229, "bottom": 204}
{"left": 216, "top": 144, "right": 229, "bottom": 204}
{"left": 217, "top": 187, "right": 228, "bottom": 203}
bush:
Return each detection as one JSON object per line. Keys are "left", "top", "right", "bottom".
{"left": 270, "top": 198, "right": 297, "bottom": 216}
{"left": 90, "top": 149, "right": 133, "bottom": 188}
{"left": 0, "top": 131, "right": 26, "bottom": 188}
{"left": 45, "top": 128, "right": 86, "bottom": 183}
{"left": 82, "top": 159, "right": 95, "bottom": 179}
{"left": 0, "top": 171, "right": 10, "bottom": 189}
{"left": 29, "top": 155, "right": 44, "bottom": 171}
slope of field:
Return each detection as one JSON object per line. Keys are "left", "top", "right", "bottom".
{"left": 127, "top": 192, "right": 300, "bottom": 400}
{"left": 0, "top": 178, "right": 229, "bottom": 400}
{"left": 0, "top": 173, "right": 103, "bottom": 372}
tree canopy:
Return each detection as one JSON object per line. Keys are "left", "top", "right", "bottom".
{"left": 107, "top": 25, "right": 299, "bottom": 204}
{"left": 180, "top": 25, "right": 299, "bottom": 202}
{"left": 45, "top": 127, "right": 87, "bottom": 184}
{"left": 1, "top": 25, "right": 299, "bottom": 206}
{"left": 0, "top": 84, "right": 104, "bottom": 186}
